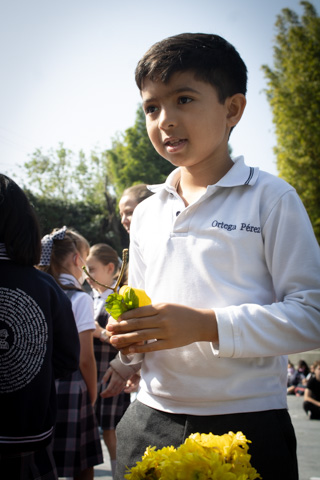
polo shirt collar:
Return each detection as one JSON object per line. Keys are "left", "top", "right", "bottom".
{"left": 148, "top": 156, "right": 259, "bottom": 196}
{"left": 213, "top": 156, "right": 259, "bottom": 188}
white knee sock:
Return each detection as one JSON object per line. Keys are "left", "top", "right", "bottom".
{"left": 111, "top": 459, "right": 117, "bottom": 479}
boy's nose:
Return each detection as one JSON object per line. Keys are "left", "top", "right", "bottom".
{"left": 158, "top": 108, "right": 175, "bottom": 130}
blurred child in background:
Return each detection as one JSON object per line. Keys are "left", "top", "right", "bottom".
{"left": 119, "top": 184, "right": 153, "bottom": 234}
{"left": 38, "top": 227, "right": 103, "bottom": 480}
{"left": 303, "top": 360, "right": 320, "bottom": 420}
{"left": 86, "top": 243, "right": 139, "bottom": 479}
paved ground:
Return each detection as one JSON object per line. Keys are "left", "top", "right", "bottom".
{"left": 92, "top": 395, "right": 319, "bottom": 480}
{"left": 287, "top": 395, "right": 320, "bottom": 480}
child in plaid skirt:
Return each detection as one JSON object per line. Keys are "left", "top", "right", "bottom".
{"left": 38, "top": 228, "right": 103, "bottom": 480}
{"left": 86, "top": 244, "right": 140, "bottom": 479}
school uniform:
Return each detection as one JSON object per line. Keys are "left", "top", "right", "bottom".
{"left": 53, "top": 274, "right": 103, "bottom": 478}
{"left": 116, "top": 156, "right": 320, "bottom": 480}
{"left": 92, "top": 288, "right": 130, "bottom": 430}
{"left": 0, "top": 252, "right": 80, "bottom": 479}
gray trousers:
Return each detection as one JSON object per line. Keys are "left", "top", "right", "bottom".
{"left": 115, "top": 400, "right": 298, "bottom": 480}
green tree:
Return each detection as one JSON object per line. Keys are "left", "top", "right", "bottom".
{"left": 23, "top": 144, "right": 124, "bottom": 251}
{"left": 262, "top": 1, "right": 320, "bottom": 242}
{"left": 106, "top": 105, "right": 174, "bottom": 197}
{"left": 25, "top": 191, "right": 119, "bottom": 248}
{"left": 24, "top": 143, "right": 107, "bottom": 204}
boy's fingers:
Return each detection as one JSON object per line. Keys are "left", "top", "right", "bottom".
{"left": 107, "top": 316, "right": 156, "bottom": 334}
{"left": 110, "top": 328, "right": 159, "bottom": 347}
{"left": 120, "top": 304, "right": 159, "bottom": 321}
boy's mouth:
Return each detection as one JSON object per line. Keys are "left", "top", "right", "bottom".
{"left": 164, "top": 138, "right": 187, "bottom": 151}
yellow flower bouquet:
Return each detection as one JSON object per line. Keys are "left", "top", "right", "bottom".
{"left": 125, "top": 431, "right": 261, "bottom": 480}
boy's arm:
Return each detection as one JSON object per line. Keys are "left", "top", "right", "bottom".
{"left": 211, "top": 190, "right": 320, "bottom": 358}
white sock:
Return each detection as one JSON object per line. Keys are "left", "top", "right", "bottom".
{"left": 111, "top": 459, "right": 117, "bottom": 479}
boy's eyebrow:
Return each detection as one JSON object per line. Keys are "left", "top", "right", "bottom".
{"left": 142, "top": 86, "right": 201, "bottom": 104}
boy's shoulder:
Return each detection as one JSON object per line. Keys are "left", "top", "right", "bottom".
{"left": 228, "top": 156, "right": 295, "bottom": 195}
{"left": 254, "top": 168, "right": 295, "bottom": 197}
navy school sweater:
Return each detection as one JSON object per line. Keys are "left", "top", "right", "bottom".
{"left": 0, "top": 260, "right": 80, "bottom": 453}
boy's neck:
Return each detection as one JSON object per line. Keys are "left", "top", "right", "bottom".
{"left": 178, "top": 155, "right": 234, "bottom": 206}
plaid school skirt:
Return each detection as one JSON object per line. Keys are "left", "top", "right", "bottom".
{"left": 53, "top": 370, "right": 103, "bottom": 478}
{"left": 0, "top": 442, "right": 57, "bottom": 480}
{"left": 94, "top": 340, "right": 130, "bottom": 430}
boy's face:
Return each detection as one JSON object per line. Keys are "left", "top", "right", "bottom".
{"left": 141, "top": 71, "right": 237, "bottom": 171}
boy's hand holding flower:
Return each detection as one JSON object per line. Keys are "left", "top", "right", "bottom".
{"left": 107, "top": 303, "right": 218, "bottom": 355}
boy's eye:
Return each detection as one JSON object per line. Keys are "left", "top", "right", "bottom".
{"left": 178, "top": 96, "right": 192, "bottom": 104}
{"left": 145, "top": 105, "right": 159, "bottom": 114}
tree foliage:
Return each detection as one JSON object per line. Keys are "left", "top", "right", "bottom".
{"left": 106, "top": 106, "right": 174, "bottom": 198}
{"left": 23, "top": 144, "right": 124, "bottom": 252}
{"left": 262, "top": 1, "right": 320, "bottom": 242}
{"left": 24, "top": 143, "right": 107, "bottom": 205}
{"left": 26, "top": 190, "right": 121, "bottom": 250}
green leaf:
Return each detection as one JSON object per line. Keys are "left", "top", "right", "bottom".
{"left": 122, "top": 288, "right": 139, "bottom": 310}
{"left": 105, "top": 288, "right": 140, "bottom": 320}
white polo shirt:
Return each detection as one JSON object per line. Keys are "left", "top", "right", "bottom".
{"left": 59, "top": 274, "right": 95, "bottom": 334}
{"left": 122, "top": 156, "right": 320, "bottom": 415}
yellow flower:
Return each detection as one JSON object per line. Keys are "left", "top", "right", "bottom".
{"left": 125, "top": 432, "right": 261, "bottom": 480}
{"left": 119, "top": 285, "right": 151, "bottom": 306}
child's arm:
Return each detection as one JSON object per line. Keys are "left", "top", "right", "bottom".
{"left": 100, "top": 355, "right": 141, "bottom": 397}
{"left": 79, "top": 329, "right": 97, "bottom": 405}
{"left": 100, "top": 367, "right": 127, "bottom": 397}
{"left": 53, "top": 295, "right": 80, "bottom": 378}
{"left": 304, "top": 387, "right": 320, "bottom": 407}
{"left": 107, "top": 304, "right": 218, "bottom": 354}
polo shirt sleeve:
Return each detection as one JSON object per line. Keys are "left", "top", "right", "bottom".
{"left": 71, "top": 291, "right": 95, "bottom": 334}
{"left": 212, "top": 189, "right": 320, "bottom": 358}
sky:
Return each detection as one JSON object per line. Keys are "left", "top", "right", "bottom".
{"left": 0, "top": 0, "right": 308, "bottom": 188}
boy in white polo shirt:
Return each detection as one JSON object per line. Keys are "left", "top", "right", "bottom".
{"left": 107, "top": 33, "right": 320, "bottom": 480}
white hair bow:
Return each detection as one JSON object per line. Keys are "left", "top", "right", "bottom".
{"left": 39, "top": 226, "right": 67, "bottom": 266}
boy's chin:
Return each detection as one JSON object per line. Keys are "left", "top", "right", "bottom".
{"left": 163, "top": 156, "right": 187, "bottom": 168}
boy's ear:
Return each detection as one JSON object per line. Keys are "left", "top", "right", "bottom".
{"left": 226, "top": 93, "right": 246, "bottom": 127}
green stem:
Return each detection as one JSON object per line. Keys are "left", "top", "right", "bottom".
{"left": 82, "top": 248, "right": 128, "bottom": 292}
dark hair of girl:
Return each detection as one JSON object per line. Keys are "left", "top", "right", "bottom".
{"left": 0, "top": 174, "right": 41, "bottom": 266}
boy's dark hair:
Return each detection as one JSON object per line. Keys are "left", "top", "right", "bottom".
{"left": 135, "top": 33, "right": 247, "bottom": 103}
{"left": 0, "top": 174, "right": 41, "bottom": 266}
